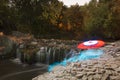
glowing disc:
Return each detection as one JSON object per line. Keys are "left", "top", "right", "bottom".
{"left": 83, "top": 40, "right": 98, "bottom": 46}
{"left": 77, "top": 40, "right": 105, "bottom": 49}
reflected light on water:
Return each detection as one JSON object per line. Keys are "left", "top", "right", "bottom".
{"left": 48, "top": 49, "right": 103, "bottom": 72}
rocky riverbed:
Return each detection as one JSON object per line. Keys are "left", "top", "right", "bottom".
{"left": 0, "top": 32, "right": 120, "bottom": 80}
{"left": 0, "top": 32, "right": 80, "bottom": 64}
{"left": 33, "top": 41, "right": 120, "bottom": 80}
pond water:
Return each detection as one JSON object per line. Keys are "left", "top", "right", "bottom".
{"left": 0, "top": 60, "right": 48, "bottom": 80}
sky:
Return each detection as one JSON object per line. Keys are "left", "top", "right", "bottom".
{"left": 59, "top": 0, "right": 91, "bottom": 7}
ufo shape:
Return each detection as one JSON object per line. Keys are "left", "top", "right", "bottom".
{"left": 77, "top": 40, "right": 105, "bottom": 49}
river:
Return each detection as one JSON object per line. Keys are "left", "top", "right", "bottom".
{"left": 0, "top": 59, "right": 48, "bottom": 80}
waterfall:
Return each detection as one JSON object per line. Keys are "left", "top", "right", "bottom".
{"left": 16, "top": 45, "right": 69, "bottom": 65}
{"left": 16, "top": 48, "right": 21, "bottom": 59}
{"left": 35, "top": 47, "right": 67, "bottom": 64}
{"left": 46, "top": 47, "right": 51, "bottom": 64}
{"left": 36, "top": 47, "right": 46, "bottom": 63}
{"left": 52, "top": 47, "right": 56, "bottom": 63}
{"left": 48, "top": 49, "right": 104, "bottom": 72}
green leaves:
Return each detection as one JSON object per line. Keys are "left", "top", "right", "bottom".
{"left": 0, "top": 0, "right": 120, "bottom": 40}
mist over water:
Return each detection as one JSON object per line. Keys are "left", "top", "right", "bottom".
{"left": 0, "top": 60, "right": 48, "bottom": 80}
{"left": 48, "top": 49, "right": 103, "bottom": 72}
{"left": 0, "top": 48, "right": 104, "bottom": 79}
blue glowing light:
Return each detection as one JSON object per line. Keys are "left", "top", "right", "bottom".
{"left": 48, "top": 49, "right": 103, "bottom": 72}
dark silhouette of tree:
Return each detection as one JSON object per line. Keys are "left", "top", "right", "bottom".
{"left": 0, "top": 0, "right": 120, "bottom": 40}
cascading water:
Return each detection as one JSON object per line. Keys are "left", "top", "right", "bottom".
{"left": 35, "top": 47, "right": 66, "bottom": 64}
{"left": 46, "top": 47, "right": 50, "bottom": 64}
{"left": 15, "top": 45, "right": 67, "bottom": 65}
{"left": 16, "top": 43, "right": 104, "bottom": 72}
{"left": 48, "top": 49, "right": 103, "bottom": 72}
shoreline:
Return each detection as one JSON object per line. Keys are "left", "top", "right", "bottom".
{"left": 33, "top": 41, "right": 120, "bottom": 80}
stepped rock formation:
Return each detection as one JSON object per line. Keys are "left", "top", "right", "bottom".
{"left": 33, "top": 41, "right": 120, "bottom": 80}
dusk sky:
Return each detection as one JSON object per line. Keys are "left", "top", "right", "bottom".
{"left": 59, "top": 0, "right": 91, "bottom": 7}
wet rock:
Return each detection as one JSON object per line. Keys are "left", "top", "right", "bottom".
{"left": 82, "top": 75, "right": 88, "bottom": 80}
{"left": 32, "top": 77, "right": 38, "bottom": 80}
{"left": 12, "top": 31, "right": 26, "bottom": 37}
{"left": 84, "top": 68, "right": 96, "bottom": 72}
{"left": 115, "top": 67, "right": 120, "bottom": 73}
{"left": 76, "top": 68, "right": 84, "bottom": 71}
{"left": 31, "top": 41, "right": 38, "bottom": 45}
{"left": 76, "top": 72, "right": 86, "bottom": 76}
{"left": 0, "top": 36, "right": 16, "bottom": 58}
{"left": 52, "top": 66, "right": 65, "bottom": 72}
{"left": 70, "top": 77, "right": 77, "bottom": 80}
{"left": 114, "top": 47, "right": 120, "bottom": 52}
{"left": 75, "top": 73, "right": 84, "bottom": 78}
{"left": 98, "top": 69, "right": 105, "bottom": 74}
{"left": 111, "top": 64, "right": 119, "bottom": 69}
{"left": 32, "top": 41, "right": 120, "bottom": 80}
{"left": 94, "top": 74, "right": 102, "bottom": 80}
{"left": 0, "top": 46, "right": 5, "bottom": 54}
{"left": 105, "top": 67, "right": 115, "bottom": 71}
{"left": 105, "top": 70, "right": 113, "bottom": 75}
{"left": 73, "top": 63, "right": 81, "bottom": 67}
{"left": 101, "top": 74, "right": 110, "bottom": 80}
{"left": 87, "top": 72, "right": 95, "bottom": 76}
{"left": 87, "top": 76, "right": 94, "bottom": 80}
{"left": 71, "top": 70, "right": 77, "bottom": 76}
{"left": 81, "top": 64, "right": 87, "bottom": 68}
{"left": 110, "top": 76, "right": 118, "bottom": 80}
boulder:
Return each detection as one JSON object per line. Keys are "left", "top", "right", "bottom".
{"left": 0, "top": 36, "right": 16, "bottom": 58}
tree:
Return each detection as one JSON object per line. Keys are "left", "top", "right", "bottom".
{"left": 11, "top": 0, "right": 63, "bottom": 38}
{"left": 59, "top": 4, "right": 84, "bottom": 39}
{"left": 104, "top": 0, "right": 120, "bottom": 39}
{"left": 83, "top": 0, "right": 110, "bottom": 39}
{"left": 0, "top": 0, "right": 16, "bottom": 34}
{"left": 31, "top": 0, "right": 63, "bottom": 37}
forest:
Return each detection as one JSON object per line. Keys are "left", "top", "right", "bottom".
{"left": 0, "top": 0, "right": 120, "bottom": 40}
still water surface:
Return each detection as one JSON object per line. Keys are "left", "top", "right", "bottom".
{"left": 0, "top": 60, "right": 48, "bottom": 80}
